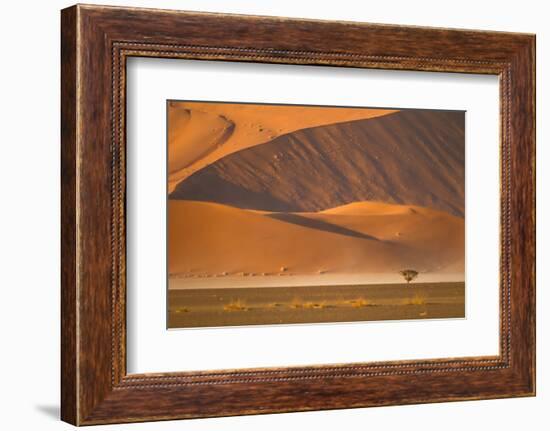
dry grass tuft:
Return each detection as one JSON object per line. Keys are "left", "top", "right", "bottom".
{"left": 348, "top": 298, "right": 375, "bottom": 308}
{"left": 289, "top": 298, "right": 328, "bottom": 309}
{"left": 290, "top": 298, "right": 304, "bottom": 309}
{"left": 303, "top": 302, "right": 325, "bottom": 309}
{"left": 224, "top": 299, "right": 249, "bottom": 312}
{"left": 403, "top": 293, "right": 426, "bottom": 306}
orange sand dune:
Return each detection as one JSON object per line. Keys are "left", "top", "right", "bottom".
{"left": 168, "top": 200, "right": 464, "bottom": 282}
{"left": 171, "top": 109, "right": 465, "bottom": 217}
{"left": 304, "top": 202, "right": 464, "bottom": 273}
{"left": 168, "top": 101, "right": 396, "bottom": 192}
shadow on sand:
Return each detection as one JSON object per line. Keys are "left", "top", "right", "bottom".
{"left": 266, "top": 212, "right": 380, "bottom": 241}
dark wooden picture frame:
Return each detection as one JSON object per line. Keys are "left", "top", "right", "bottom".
{"left": 61, "top": 4, "right": 535, "bottom": 425}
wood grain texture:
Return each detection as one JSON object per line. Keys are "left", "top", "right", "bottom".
{"left": 60, "top": 4, "right": 535, "bottom": 425}
{"left": 60, "top": 6, "right": 78, "bottom": 424}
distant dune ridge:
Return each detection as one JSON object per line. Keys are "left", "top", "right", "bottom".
{"left": 168, "top": 200, "right": 464, "bottom": 277}
{"left": 170, "top": 109, "right": 465, "bottom": 217}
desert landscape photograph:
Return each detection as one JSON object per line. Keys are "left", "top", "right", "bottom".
{"left": 167, "top": 100, "right": 465, "bottom": 328}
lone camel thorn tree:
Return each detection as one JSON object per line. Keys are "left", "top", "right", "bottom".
{"left": 399, "top": 269, "right": 419, "bottom": 285}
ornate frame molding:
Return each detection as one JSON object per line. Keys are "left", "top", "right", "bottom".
{"left": 61, "top": 5, "right": 535, "bottom": 425}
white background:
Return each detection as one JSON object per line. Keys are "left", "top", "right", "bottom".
{"left": 0, "top": 0, "right": 547, "bottom": 430}
{"left": 127, "top": 60, "right": 500, "bottom": 373}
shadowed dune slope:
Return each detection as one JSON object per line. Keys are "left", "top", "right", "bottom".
{"left": 168, "top": 101, "right": 396, "bottom": 192}
{"left": 170, "top": 110, "right": 465, "bottom": 217}
{"left": 168, "top": 200, "right": 464, "bottom": 277}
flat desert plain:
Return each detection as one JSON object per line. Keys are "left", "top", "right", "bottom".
{"left": 168, "top": 283, "right": 465, "bottom": 328}
{"left": 167, "top": 102, "right": 466, "bottom": 328}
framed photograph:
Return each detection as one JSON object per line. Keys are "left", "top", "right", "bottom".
{"left": 165, "top": 101, "right": 466, "bottom": 329}
{"left": 61, "top": 4, "right": 535, "bottom": 425}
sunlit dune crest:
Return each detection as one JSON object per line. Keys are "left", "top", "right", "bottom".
{"left": 320, "top": 201, "right": 424, "bottom": 215}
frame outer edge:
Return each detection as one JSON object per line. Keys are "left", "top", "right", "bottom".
{"left": 519, "top": 34, "right": 536, "bottom": 394}
{"left": 61, "top": 4, "right": 536, "bottom": 425}
{"left": 511, "top": 35, "right": 536, "bottom": 396}
{"left": 527, "top": 35, "right": 536, "bottom": 395}
{"left": 531, "top": 35, "right": 536, "bottom": 396}
{"left": 61, "top": 5, "right": 79, "bottom": 426}
{"left": 503, "top": 34, "right": 535, "bottom": 395}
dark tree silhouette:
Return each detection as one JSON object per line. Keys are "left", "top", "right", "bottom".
{"left": 399, "top": 269, "right": 419, "bottom": 285}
